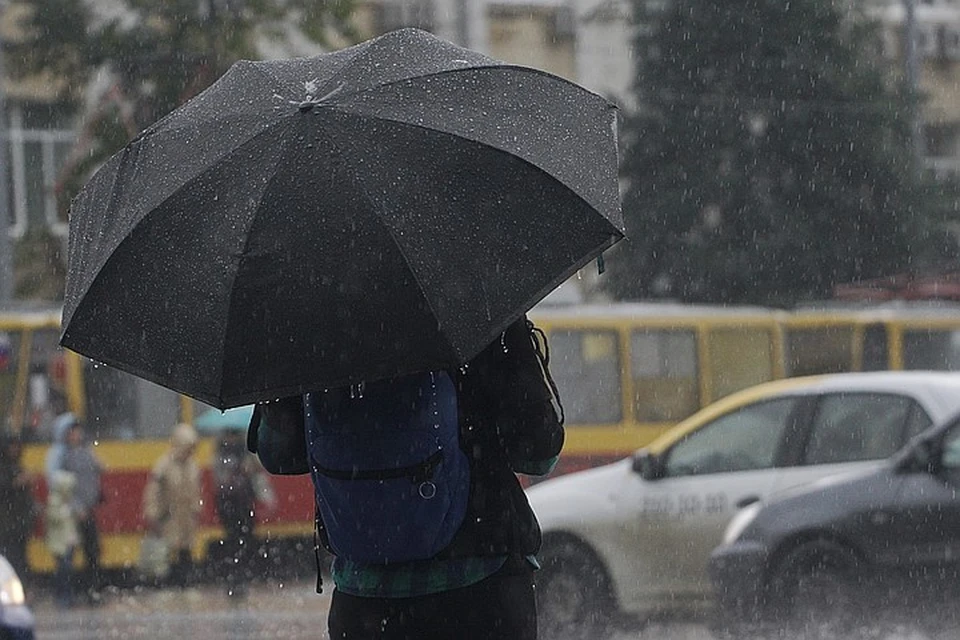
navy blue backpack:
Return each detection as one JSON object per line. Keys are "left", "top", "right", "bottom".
{"left": 247, "top": 317, "right": 564, "bottom": 577}
{"left": 304, "top": 370, "right": 471, "bottom": 565}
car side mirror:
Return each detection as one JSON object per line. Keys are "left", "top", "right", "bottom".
{"left": 632, "top": 449, "right": 663, "bottom": 481}
{"left": 898, "top": 438, "right": 938, "bottom": 475}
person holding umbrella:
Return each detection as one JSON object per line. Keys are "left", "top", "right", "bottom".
{"left": 59, "top": 25, "right": 618, "bottom": 640}
{"left": 255, "top": 316, "right": 564, "bottom": 639}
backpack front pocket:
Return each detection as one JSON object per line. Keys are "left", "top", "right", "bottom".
{"left": 310, "top": 430, "right": 470, "bottom": 563}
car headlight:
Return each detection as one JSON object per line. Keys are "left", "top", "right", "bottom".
{"left": 722, "top": 501, "right": 762, "bottom": 545}
{"left": 0, "top": 556, "right": 26, "bottom": 607}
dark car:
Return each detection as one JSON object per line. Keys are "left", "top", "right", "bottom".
{"left": 0, "top": 555, "right": 34, "bottom": 640}
{"left": 708, "top": 412, "right": 960, "bottom": 638}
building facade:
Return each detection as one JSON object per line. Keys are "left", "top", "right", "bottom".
{"left": 872, "top": 0, "right": 960, "bottom": 178}
{"left": 4, "top": 0, "right": 960, "bottom": 278}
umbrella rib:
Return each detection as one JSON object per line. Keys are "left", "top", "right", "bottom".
{"left": 211, "top": 128, "right": 294, "bottom": 402}
{"left": 248, "top": 50, "right": 371, "bottom": 103}
{"left": 331, "top": 64, "right": 607, "bottom": 105}
{"left": 250, "top": 60, "right": 606, "bottom": 117}
{"left": 246, "top": 32, "right": 493, "bottom": 104}
{"left": 310, "top": 124, "right": 462, "bottom": 366}
{"left": 324, "top": 111, "right": 624, "bottom": 235}
{"left": 81, "top": 118, "right": 294, "bottom": 319}
{"left": 132, "top": 112, "right": 279, "bottom": 146}
{"left": 64, "top": 154, "right": 127, "bottom": 328}
{"left": 318, "top": 116, "right": 621, "bottom": 366}
{"left": 309, "top": 88, "right": 619, "bottom": 226}
{"left": 85, "top": 120, "right": 293, "bottom": 407}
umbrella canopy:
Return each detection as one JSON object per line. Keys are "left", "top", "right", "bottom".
{"left": 61, "top": 28, "right": 624, "bottom": 409}
{"left": 194, "top": 405, "right": 254, "bottom": 434}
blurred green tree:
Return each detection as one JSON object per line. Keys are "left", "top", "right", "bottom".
{"left": 605, "top": 0, "right": 959, "bottom": 306}
{"left": 8, "top": 0, "right": 357, "bottom": 217}
{"left": 5, "top": 0, "right": 356, "bottom": 300}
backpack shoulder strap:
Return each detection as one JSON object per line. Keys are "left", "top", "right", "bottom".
{"left": 526, "top": 319, "right": 565, "bottom": 426}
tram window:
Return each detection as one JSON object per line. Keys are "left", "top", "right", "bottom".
{"left": 84, "top": 363, "right": 139, "bottom": 440}
{"left": 784, "top": 326, "right": 855, "bottom": 376}
{"left": 27, "top": 329, "right": 68, "bottom": 440}
{"left": 192, "top": 399, "right": 215, "bottom": 423}
{"left": 135, "top": 379, "right": 184, "bottom": 439}
{"left": 631, "top": 329, "right": 698, "bottom": 422}
{"left": 83, "top": 364, "right": 180, "bottom": 440}
{"left": 902, "top": 329, "right": 960, "bottom": 370}
{"left": 548, "top": 329, "right": 622, "bottom": 425}
{"left": 862, "top": 324, "right": 889, "bottom": 371}
{"left": 708, "top": 328, "right": 774, "bottom": 400}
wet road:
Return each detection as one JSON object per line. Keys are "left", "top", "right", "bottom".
{"left": 33, "top": 580, "right": 331, "bottom": 640}
{"left": 30, "top": 578, "right": 714, "bottom": 640}
{"left": 30, "top": 580, "right": 943, "bottom": 640}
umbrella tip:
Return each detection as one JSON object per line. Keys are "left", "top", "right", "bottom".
{"left": 299, "top": 101, "right": 317, "bottom": 113}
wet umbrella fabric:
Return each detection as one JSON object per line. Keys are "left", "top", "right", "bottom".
{"left": 61, "top": 28, "right": 624, "bottom": 410}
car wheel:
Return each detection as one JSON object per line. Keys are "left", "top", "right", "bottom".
{"left": 535, "top": 535, "right": 614, "bottom": 640}
{"left": 769, "top": 540, "right": 863, "bottom": 639}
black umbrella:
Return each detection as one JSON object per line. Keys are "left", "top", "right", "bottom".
{"left": 61, "top": 28, "right": 624, "bottom": 409}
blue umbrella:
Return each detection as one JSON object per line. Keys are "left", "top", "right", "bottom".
{"left": 194, "top": 405, "right": 254, "bottom": 434}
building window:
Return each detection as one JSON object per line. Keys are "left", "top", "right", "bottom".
{"left": 7, "top": 106, "right": 76, "bottom": 238}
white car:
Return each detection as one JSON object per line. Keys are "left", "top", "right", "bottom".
{"left": 0, "top": 554, "right": 33, "bottom": 640}
{"left": 527, "top": 371, "right": 960, "bottom": 638}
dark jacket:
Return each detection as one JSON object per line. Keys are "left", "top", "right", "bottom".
{"left": 250, "top": 316, "right": 564, "bottom": 560}
{"left": 442, "top": 317, "right": 564, "bottom": 558}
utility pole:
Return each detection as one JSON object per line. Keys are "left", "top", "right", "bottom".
{"left": 0, "top": 2, "right": 12, "bottom": 304}
{"left": 903, "top": 0, "right": 925, "bottom": 163}
{"left": 455, "top": 0, "right": 469, "bottom": 47}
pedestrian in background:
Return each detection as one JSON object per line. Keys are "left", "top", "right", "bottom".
{"left": 0, "top": 434, "right": 37, "bottom": 580}
{"left": 45, "top": 413, "right": 104, "bottom": 602}
{"left": 45, "top": 470, "right": 79, "bottom": 609}
{"left": 142, "top": 423, "right": 202, "bottom": 588}
{"left": 214, "top": 430, "right": 275, "bottom": 599}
